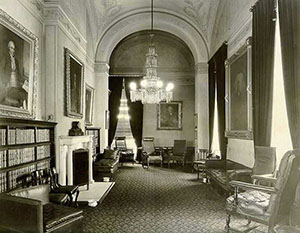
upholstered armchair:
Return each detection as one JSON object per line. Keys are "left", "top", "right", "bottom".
{"left": 273, "top": 181, "right": 300, "bottom": 233}
{"left": 141, "top": 137, "right": 163, "bottom": 168}
{"left": 165, "top": 140, "right": 187, "bottom": 168}
{"left": 225, "top": 150, "right": 300, "bottom": 233}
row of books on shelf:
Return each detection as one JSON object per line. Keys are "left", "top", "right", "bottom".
{"left": 36, "top": 129, "right": 50, "bottom": 143}
{"left": 8, "top": 164, "right": 36, "bottom": 190}
{"left": 0, "top": 151, "right": 7, "bottom": 169}
{"left": 8, "top": 148, "right": 35, "bottom": 167}
{"left": 37, "top": 145, "right": 51, "bottom": 160}
{"left": 0, "top": 129, "right": 5, "bottom": 146}
{"left": 0, "top": 128, "right": 51, "bottom": 146}
{"left": 0, "top": 172, "right": 7, "bottom": 192}
{"left": 36, "top": 160, "right": 50, "bottom": 170}
{"left": 8, "top": 129, "right": 35, "bottom": 145}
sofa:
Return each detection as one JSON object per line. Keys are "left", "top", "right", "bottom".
{"left": 205, "top": 159, "right": 252, "bottom": 194}
{"left": 93, "top": 148, "right": 119, "bottom": 180}
{"left": 0, "top": 184, "right": 83, "bottom": 233}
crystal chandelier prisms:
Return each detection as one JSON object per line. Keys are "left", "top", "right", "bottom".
{"left": 129, "top": 0, "right": 174, "bottom": 104}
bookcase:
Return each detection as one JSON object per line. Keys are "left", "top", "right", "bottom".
{"left": 0, "top": 118, "right": 56, "bottom": 193}
{"left": 85, "top": 127, "right": 100, "bottom": 161}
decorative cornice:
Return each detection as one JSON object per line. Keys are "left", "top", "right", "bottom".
{"left": 94, "top": 62, "right": 110, "bottom": 74}
{"left": 43, "top": 3, "right": 87, "bottom": 47}
{"left": 17, "top": 0, "right": 44, "bottom": 22}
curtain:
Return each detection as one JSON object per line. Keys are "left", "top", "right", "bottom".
{"left": 208, "top": 43, "right": 227, "bottom": 158}
{"left": 278, "top": 0, "right": 300, "bottom": 148}
{"left": 252, "top": 0, "right": 276, "bottom": 146}
{"left": 216, "top": 44, "right": 228, "bottom": 159}
{"left": 124, "top": 78, "right": 143, "bottom": 148}
{"left": 208, "top": 58, "right": 216, "bottom": 152}
{"left": 108, "top": 77, "right": 123, "bottom": 147}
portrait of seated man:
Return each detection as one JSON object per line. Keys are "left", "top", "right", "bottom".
{"left": 160, "top": 104, "right": 179, "bottom": 128}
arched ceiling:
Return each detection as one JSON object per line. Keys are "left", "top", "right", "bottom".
{"left": 86, "top": 0, "right": 221, "bottom": 60}
{"left": 109, "top": 30, "right": 195, "bottom": 86}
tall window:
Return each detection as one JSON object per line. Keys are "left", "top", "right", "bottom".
{"left": 114, "top": 84, "right": 137, "bottom": 158}
{"left": 211, "top": 86, "right": 221, "bottom": 156}
{"left": 271, "top": 9, "right": 292, "bottom": 166}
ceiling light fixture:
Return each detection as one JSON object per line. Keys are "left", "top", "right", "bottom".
{"left": 129, "top": 0, "right": 174, "bottom": 104}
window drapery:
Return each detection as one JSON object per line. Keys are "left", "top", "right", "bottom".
{"left": 108, "top": 77, "right": 123, "bottom": 147}
{"left": 252, "top": 0, "right": 276, "bottom": 146}
{"left": 278, "top": 0, "right": 300, "bottom": 149}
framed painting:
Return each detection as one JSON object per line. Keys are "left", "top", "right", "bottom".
{"left": 65, "top": 48, "right": 84, "bottom": 118}
{"left": 0, "top": 9, "right": 38, "bottom": 119}
{"left": 85, "top": 84, "right": 94, "bottom": 125}
{"left": 225, "top": 37, "right": 253, "bottom": 139}
{"left": 157, "top": 101, "right": 182, "bottom": 130}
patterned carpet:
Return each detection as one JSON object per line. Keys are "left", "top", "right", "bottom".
{"left": 79, "top": 164, "right": 267, "bottom": 233}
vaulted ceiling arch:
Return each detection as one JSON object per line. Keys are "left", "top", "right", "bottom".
{"left": 95, "top": 10, "right": 210, "bottom": 64}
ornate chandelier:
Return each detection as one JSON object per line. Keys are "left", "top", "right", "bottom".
{"left": 129, "top": 0, "right": 174, "bottom": 104}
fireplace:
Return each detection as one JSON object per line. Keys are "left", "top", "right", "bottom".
{"left": 59, "top": 135, "right": 94, "bottom": 186}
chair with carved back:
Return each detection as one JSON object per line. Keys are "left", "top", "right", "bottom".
{"left": 225, "top": 149, "right": 300, "bottom": 232}
{"left": 166, "top": 140, "right": 187, "bottom": 168}
{"left": 141, "top": 137, "right": 163, "bottom": 168}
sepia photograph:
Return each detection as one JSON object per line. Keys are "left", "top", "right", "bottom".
{"left": 0, "top": 0, "right": 299, "bottom": 233}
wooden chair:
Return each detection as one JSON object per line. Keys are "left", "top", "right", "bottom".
{"left": 166, "top": 140, "right": 187, "bottom": 168}
{"left": 225, "top": 149, "right": 300, "bottom": 232}
{"left": 193, "top": 149, "right": 210, "bottom": 180}
{"left": 49, "top": 167, "right": 80, "bottom": 207}
{"left": 141, "top": 137, "right": 163, "bottom": 168}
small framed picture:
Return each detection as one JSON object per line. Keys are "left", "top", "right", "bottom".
{"left": 85, "top": 84, "right": 94, "bottom": 125}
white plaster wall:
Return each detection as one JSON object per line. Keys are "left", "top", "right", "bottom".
{"left": 143, "top": 85, "right": 195, "bottom": 147}
{"left": 227, "top": 138, "right": 254, "bottom": 167}
{"left": 0, "top": 0, "right": 44, "bottom": 119}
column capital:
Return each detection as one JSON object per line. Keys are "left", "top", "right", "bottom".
{"left": 195, "top": 62, "right": 208, "bottom": 74}
{"left": 94, "top": 62, "right": 110, "bottom": 75}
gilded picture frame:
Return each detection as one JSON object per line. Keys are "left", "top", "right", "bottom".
{"left": 85, "top": 84, "right": 94, "bottom": 126}
{"left": 65, "top": 48, "right": 84, "bottom": 118}
{"left": 225, "top": 37, "right": 253, "bottom": 139}
{"left": 157, "top": 101, "right": 182, "bottom": 130}
{"left": 0, "top": 9, "right": 38, "bottom": 119}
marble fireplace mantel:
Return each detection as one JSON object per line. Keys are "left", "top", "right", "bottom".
{"left": 59, "top": 135, "right": 94, "bottom": 186}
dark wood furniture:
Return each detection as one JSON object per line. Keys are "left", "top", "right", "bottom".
{"left": 115, "top": 136, "right": 134, "bottom": 164}
{"left": 205, "top": 159, "right": 252, "bottom": 194}
{"left": 0, "top": 118, "right": 56, "bottom": 193}
{"left": 85, "top": 127, "right": 101, "bottom": 162}
{"left": 0, "top": 184, "right": 83, "bottom": 233}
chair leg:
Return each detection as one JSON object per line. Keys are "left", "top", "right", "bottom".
{"left": 74, "top": 190, "right": 80, "bottom": 207}
{"left": 225, "top": 214, "right": 231, "bottom": 232}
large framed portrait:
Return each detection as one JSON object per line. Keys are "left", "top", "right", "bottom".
{"left": 225, "top": 37, "right": 253, "bottom": 139}
{"left": 65, "top": 48, "right": 84, "bottom": 118}
{"left": 85, "top": 84, "right": 94, "bottom": 125}
{"left": 157, "top": 101, "right": 182, "bottom": 130}
{"left": 0, "top": 9, "right": 38, "bottom": 119}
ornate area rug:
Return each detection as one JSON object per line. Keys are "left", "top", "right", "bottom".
{"left": 80, "top": 164, "right": 267, "bottom": 233}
